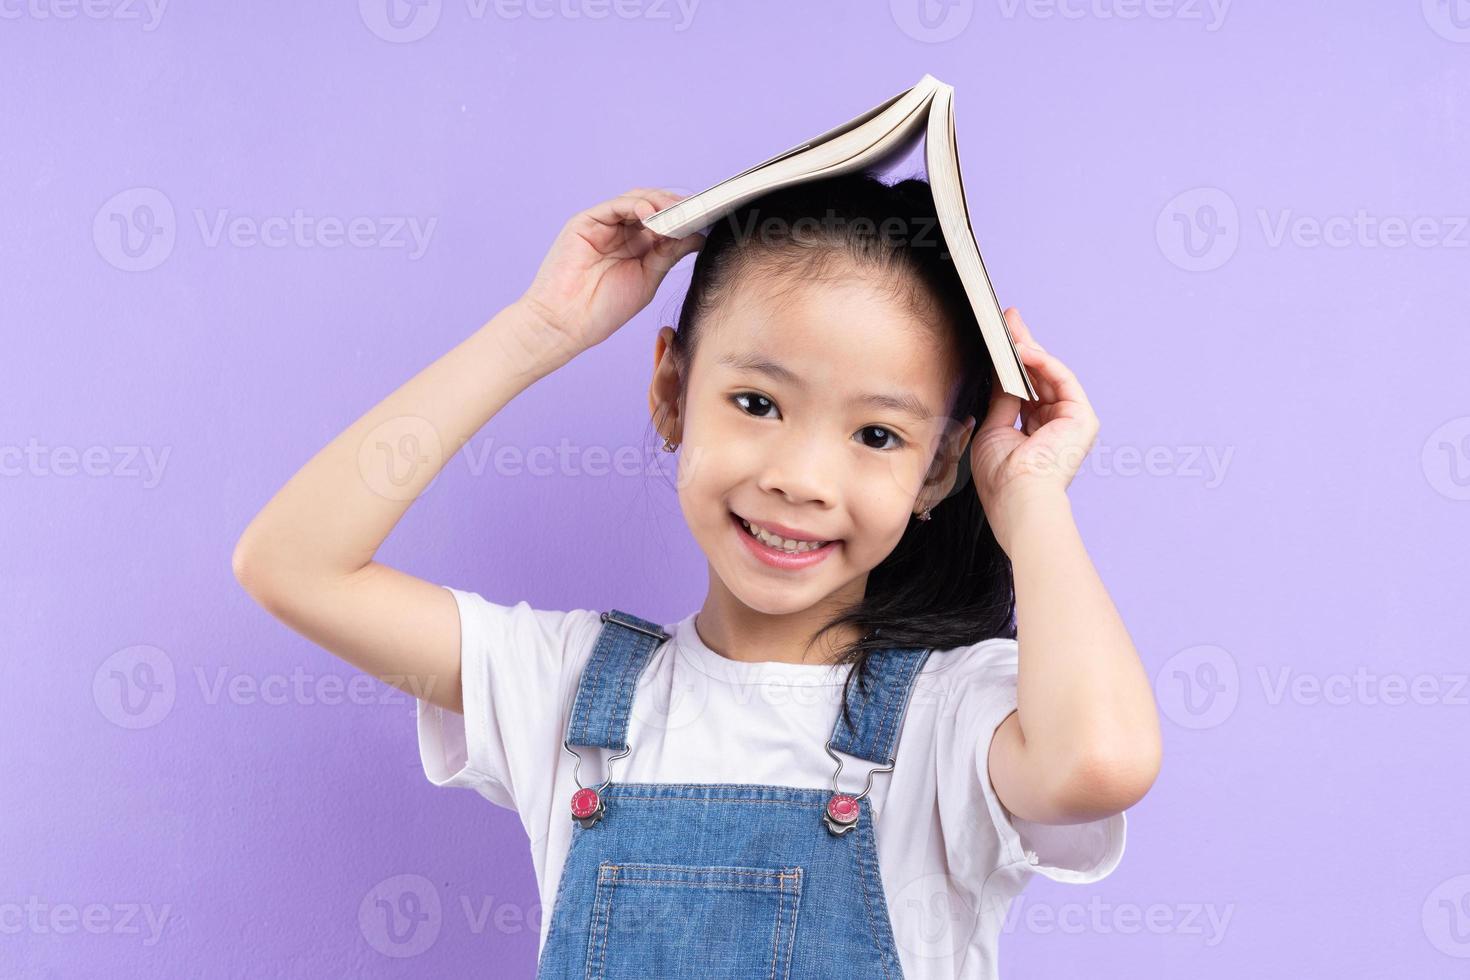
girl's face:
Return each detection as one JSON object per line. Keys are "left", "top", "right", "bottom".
{"left": 651, "top": 264, "right": 976, "bottom": 618}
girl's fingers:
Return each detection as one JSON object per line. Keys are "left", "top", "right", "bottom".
{"left": 568, "top": 190, "right": 682, "bottom": 258}
{"left": 648, "top": 188, "right": 687, "bottom": 210}
{"left": 641, "top": 190, "right": 696, "bottom": 242}
{"left": 1004, "top": 307, "right": 1062, "bottom": 401}
{"left": 582, "top": 190, "right": 666, "bottom": 230}
{"left": 1014, "top": 344, "right": 1054, "bottom": 403}
{"left": 627, "top": 186, "right": 681, "bottom": 204}
{"left": 1003, "top": 307, "right": 1036, "bottom": 349}
{"left": 1004, "top": 309, "right": 1091, "bottom": 410}
{"left": 980, "top": 377, "right": 1021, "bottom": 433}
{"left": 1018, "top": 341, "right": 1091, "bottom": 411}
{"left": 647, "top": 230, "right": 706, "bottom": 275}
{"left": 627, "top": 187, "right": 686, "bottom": 219}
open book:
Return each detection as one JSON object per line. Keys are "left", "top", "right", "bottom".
{"left": 641, "top": 73, "right": 1038, "bottom": 401}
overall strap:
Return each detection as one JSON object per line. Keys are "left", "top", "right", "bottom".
{"left": 827, "top": 647, "right": 933, "bottom": 764}
{"left": 564, "top": 609, "right": 671, "bottom": 752}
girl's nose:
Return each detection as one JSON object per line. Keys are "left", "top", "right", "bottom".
{"left": 754, "top": 435, "right": 841, "bottom": 508}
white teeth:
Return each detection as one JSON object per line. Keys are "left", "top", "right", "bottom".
{"left": 740, "top": 518, "right": 829, "bottom": 554}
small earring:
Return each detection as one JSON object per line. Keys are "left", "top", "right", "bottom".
{"left": 662, "top": 437, "right": 679, "bottom": 453}
{"left": 915, "top": 506, "right": 932, "bottom": 522}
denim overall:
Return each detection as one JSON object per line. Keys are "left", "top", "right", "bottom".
{"left": 536, "top": 609, "right": 934, "bottom": 979}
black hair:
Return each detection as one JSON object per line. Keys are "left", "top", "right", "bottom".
{"left": 646, "top": 170, "right": 1016, "bottom": 732}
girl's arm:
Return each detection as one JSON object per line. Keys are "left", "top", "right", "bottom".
{"left": 231, "top": 301, "right": 577, "bottom": 716}
{"left": 972, "top": 309, "right": 1164, "bottom": 825}
{"left": 231, "top": 188, "right": 703, "bottom": 716}
{"left": 986, "top": 490, "right": 1163, "bottom": 824}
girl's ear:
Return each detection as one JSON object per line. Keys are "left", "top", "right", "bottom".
{"left": 916, "top": 414, "right": 977, "bottom": 512}
{"left": 649, "top": 326, "right": 683, "bottom": 442}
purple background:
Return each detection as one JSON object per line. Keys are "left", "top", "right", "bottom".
{"left": 4, "top": 2, "right": 1469, "bottom": 977}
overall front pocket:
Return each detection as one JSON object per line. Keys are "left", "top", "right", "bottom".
{"left": 583, "top": 861, "right": 803, "bottom": 980}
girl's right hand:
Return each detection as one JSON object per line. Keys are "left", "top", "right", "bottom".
{"left": 519, "top": 187, "right": 707, "bottom": 354}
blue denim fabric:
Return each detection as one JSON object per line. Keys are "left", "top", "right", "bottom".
{"left": 537, "top": 610, "right": 932, "bottom": 979}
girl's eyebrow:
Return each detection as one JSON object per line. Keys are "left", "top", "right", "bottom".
{"left": 717, "top": 351, "right": 935, "bottom": 422}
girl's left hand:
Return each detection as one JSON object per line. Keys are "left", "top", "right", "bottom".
{"left": 969, "top": 308, "right": 1099, "bottom": 549}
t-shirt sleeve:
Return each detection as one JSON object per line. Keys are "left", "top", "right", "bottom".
{"left": 415, "top": 586, "right": 602, "bottom": 817}
{"left": 949, "top": 638, "right": 1127, "bottom": 884}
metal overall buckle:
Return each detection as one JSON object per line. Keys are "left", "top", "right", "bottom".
{"left": 562, "top": 739, "right": 628, "bottom": 829}
{"left": 561, "top": 611, "right": 668, "bottom": 828}
{"left": 823, "top": 738, "right": 894, "bottom": 836}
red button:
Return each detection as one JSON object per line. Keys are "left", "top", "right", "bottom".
{"left": 570, "top": 788, "right": 601, "bottom": 820}
{"left": 826, "top": 793, "right": 859, "bottom": 825}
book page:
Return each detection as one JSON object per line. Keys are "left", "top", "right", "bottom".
{"left": 930, "top": 87, "right": 1037, "bottom": 400}
{"left": 644, "top": 75, "right": 941, "bottom": 238}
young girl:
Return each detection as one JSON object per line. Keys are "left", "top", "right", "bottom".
{"left": 233, "top": 172, "right": 1162, "bottom": 978}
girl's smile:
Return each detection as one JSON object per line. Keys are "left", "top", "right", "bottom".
{"left": 730, "top": 509, "right": 842, "bottom": 570}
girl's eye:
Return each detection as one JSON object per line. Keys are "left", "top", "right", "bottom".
{"left": 732, "top": 393, "right": 905, "bottom": 452}
{"left": 858, "top": 425, "right": 906, "bottom": 452}
{"left": 731, "top": 392, "right": 779, "bottom": 419}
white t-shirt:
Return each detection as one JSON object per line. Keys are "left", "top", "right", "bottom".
{"left": 417, "top": 586, "right": 1127, "bottom": 979}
